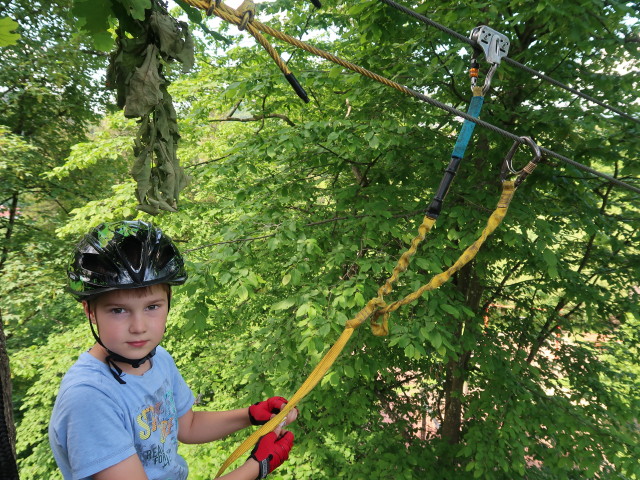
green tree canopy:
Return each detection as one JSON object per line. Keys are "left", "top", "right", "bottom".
{"left": 4, "top": 1, "right": 640, "bottom": 479}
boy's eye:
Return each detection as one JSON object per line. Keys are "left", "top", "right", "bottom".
{"left": 146, "top": 304, "right": 159, "bottom": 311}
{"left": 110, "top": 308, "right": 126, "bottom": 315}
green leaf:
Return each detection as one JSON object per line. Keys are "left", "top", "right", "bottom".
{"left": 346, "top": 1, "right": 373, "bottom": 16}
{"left": 296, "top": 303, "right": 309, "bottom": 317}
{"left": 441, "top": 304, "right": 460, "bottom": 318}
{"left": 542, "top": 248, "right": 559, "bottom": 278}
{"left": 116, "top": 0, "right": 151, "bottom": 21}
{"left": 92, "top": 31, "right": 115, "bottom": 51}
{"left": 404, "top": 344, "right": 415, "bottom": 358}
{"left": 419, "top": 326, "right": 430, "bottom": 339}
{"left": 236, "top": 284, "right": 249, "bottom": 302}
{"left": 0, "top": 17, "right": 20, "bottom": 46}
{"left": 272, "top": 298, "right": 296, "bottom": 311}
{"left": 542, "top": 248, "right": 557, "bottom": 267}
{"left": 343, "top": 365, "right": 355, "bottom": 378}
{"left": 318, "top": 322, "right": 331, "bottom": 336}
{"left": 173, "top": 0, "right": 203, "bottom": 23}
{"left": 290, "top": 269, "right": 301, "bottom": 285}
{"left": 72, "top": 0, "right": 112, "bottom": 36}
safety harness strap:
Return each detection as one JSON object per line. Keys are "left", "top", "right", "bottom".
{"left": 426, "top": 89, "right": 484, "bottom": 220}
{"left": 452, "top": 91, "right": 484, "bottom": 158}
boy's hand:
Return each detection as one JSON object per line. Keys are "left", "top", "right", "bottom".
{"left": 248, "top": 396, "right": 288, "bottom": 425}
{"left": 250, "top": 431, "right": 294, "bottom": 479}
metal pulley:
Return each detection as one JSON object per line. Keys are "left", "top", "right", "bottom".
{"left": 469, "top": 26, "right": 510, "bottom": 94}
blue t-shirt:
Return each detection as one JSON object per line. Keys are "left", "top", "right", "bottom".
{"left": 49, "top": 346, "right": 195, "bottom": 480}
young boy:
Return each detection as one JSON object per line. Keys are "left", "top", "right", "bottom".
{"left": 49, "top": 220, "right": 296, "bottom": 480}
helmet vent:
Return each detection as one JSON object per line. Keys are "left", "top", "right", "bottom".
{"left": 121, "top": 235, "right": 144, "bottom": 272}
{"left": 81, "top": 254, "right": 117, "bottom": 279}
{"left": 156, "top": 244, "right": 175, "bottom": 270}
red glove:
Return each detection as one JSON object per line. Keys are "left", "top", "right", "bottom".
{"left": 248, "top": 396, "right": 288, "bottom": 425}
{"left": 250, "top": 431, "right": 294, "bottom": 479}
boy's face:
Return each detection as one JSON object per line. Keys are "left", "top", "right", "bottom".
{"left": 83, "top": 284, "right": 169, "bottom": 360}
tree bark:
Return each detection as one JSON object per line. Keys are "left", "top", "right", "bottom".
{"left": 0, "top": 192, "right": 19, "bottom": 275}
{"left": 440, "top": 261, "right": 483, "bottom": 445}
{"left": 0, "top": 309, "right": 19, "bottom": 480}
{"left": 441, "top": 352, "right": 470, "bottom": 444}
{"left": 0, "top": 193, "right": 19, "bottom": 478}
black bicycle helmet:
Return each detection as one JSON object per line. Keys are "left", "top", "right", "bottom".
{"left": 68, "top": 220, "right": 187, "bottom": 300}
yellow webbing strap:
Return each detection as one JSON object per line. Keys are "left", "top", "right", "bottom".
{"left": 370, "top": 180, "right": 516, "bottom": 335}
{"left": 214, "top": 181, "right": 516, "bottom": 477}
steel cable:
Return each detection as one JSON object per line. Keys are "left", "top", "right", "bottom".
{"left": 379, "top": 0, "right": 640, "bottom": 124}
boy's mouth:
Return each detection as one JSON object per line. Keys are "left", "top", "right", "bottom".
{"left": 127, "top": 340, "right": 148, "bottom": 348}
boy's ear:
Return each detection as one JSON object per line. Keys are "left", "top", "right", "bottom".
{"left": 82, "top": 301, "right": 95, "bottom": 323}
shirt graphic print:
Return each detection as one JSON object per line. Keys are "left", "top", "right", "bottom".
{"left": 135, "top": 380, "right": 186, "bottom": 477}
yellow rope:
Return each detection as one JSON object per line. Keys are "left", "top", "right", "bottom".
{"left": 366, "top": 215, "right": 436, "bottom": 335}
{"left": 213, "top": 182, "right": 515, "bottom": 477}
{"left": 370, "top": 181, "right": 515, "bottom": 334}
{"left": 184, "top": 0, "right": 438, "bottom": 101}
{"left": 197, "top": 0, "right": 292, "bottom": 75}
{"left": 215, "top": 326, "right": 357, "bottom": 476}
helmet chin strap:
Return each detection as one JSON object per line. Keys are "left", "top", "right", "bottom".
{"left": 88, "top": 308, "right": 157, "bottom": 385}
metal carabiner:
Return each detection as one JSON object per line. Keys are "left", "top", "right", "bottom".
{"left": 481, "top": 63, "right": 498, "bottom": 95}
{"left": 469, "top": 57, "right": 497, "bottom": 95}
{"left": 500, "top": 136, "right": 543, "bottom": 187}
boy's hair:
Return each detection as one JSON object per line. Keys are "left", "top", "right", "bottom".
{"left": 86, "top": 284, "right": 171, "bottom": 306}
{"left": 68, "top": 220, "right": 187, "bottom": 301}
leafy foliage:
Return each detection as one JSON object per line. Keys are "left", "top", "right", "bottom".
{"left": 0, "top": 16, "right": 19, "bottom": 46}
{"left": 4, "top": 0, "right": 640, "bottom": 479}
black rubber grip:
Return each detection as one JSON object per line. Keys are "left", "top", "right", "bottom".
{"left": 425, "top": 156, "right": 463, "bottom": 219}
{"left": 285, "top": 73, "right": 310, "bottom": 103}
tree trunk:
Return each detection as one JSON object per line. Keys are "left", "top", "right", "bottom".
{"left": 0, "top": 309, "right": 19, "bottom": 480}
{"left": 0, "top": 192, "right": 19, "bottom": 274}
{"left": 440, "top": 261, "right": 483, "bottom": 445}
{"left": 0, "top": 193, "right": 19, "bottom": 478}
{"left": 441, "top": 352, "right": 470, "bottom": 444}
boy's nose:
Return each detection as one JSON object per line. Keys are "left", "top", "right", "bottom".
{"left": 129, "top": 312, "right": 147, "bottom": 333}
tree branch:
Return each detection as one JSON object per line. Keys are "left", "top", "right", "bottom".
{"left": 185, "top": 207, "right": 428, "bottom": 253}
{"left": 481, "top": 259, "right": 524, "bottom": 311}
{"left": 526, "top": 164, "right": 617, "bottom": 363}
{"left": 0, "top": 192, "right": 18, "bottom": 275}
{"left": 186, "top": 153, "right": 233, "bottom": 169}
{"left": 209, "top": 113, "right": 296, "bottom": 127}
